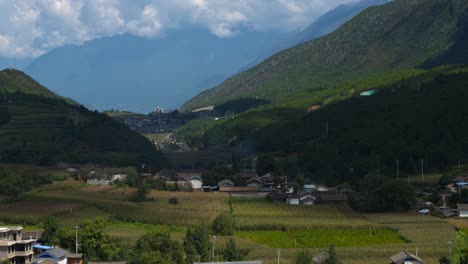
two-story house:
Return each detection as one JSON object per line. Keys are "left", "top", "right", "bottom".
{"left": 0, "top": 226, "right": 35, "bottom": 264}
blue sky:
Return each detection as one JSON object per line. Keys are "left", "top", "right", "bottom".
{"left": 0, "top": 0, "right": 355, "bottom": 59}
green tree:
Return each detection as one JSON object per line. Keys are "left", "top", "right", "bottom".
{"left": 439, "top": 256, "right": 451, "bottom": 264}
{"left": 183, "top": 226, "right": 211, "bottom": 262}
{"left": 130, "top": 183, "right": 149, "bottom": 202}
{"left": 223, "top": 239, "right": 247, "bottom": 261}
{"left": 131, "top": 231, "right": 184, "bottom": 264}
{"left": 294, "top": 250, "right": 312, "bottom": 264}
{"left": 183, "top": 228, "right": 198, "bottom": 263}
{"left": 76, "top": 219, "right": 121, "bottom": 261}
{"left": 212, "top": 214, "right": 234, "bottom": 235}
{"left": 40, "top": 216, "right": 62, "bottom": 246}
{"left": 325, "top": 244, "right": 342, "bottom": 264}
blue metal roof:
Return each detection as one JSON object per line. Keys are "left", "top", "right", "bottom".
{"left": 360, "top": 90, "right": 376, "bottom": 96}
{"left": 34, "top": 244, "right": 52, "bottom": 250}
{"left": 456, "top": 182, "right": 468, "bottom": 186}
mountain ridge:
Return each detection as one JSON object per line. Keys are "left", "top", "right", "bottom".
{"left": 181, "top": 0, "right": 468, "bottom": 111}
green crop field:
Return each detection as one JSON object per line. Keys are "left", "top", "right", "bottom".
{"left": 236, "top": 228, "right": 404, "bottom": 248}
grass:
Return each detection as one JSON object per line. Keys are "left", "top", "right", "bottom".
{"left": 7, "top": 180, "right": 229, "bottom": 226}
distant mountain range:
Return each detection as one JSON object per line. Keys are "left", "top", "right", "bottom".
{"left": 18, "top": 0, "right": 389, "bottom": 113}
{"left": 24, "top": 28, "right": 286, "bottom": 113}
{"left": 182, "top": 0, "right": 468, "bottom": 111}
{"left": 0, "top": 69, "right": 165, "bottom": 167}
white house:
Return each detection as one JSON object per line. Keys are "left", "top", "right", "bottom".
{"left": 189, "top": 176, "right": 203, "bottom": 190}
{"left": 287, "top": 193, "right": 316, "bottom": 205}
{"left": 458, "top": 204, "right": 468, "bottom": 218}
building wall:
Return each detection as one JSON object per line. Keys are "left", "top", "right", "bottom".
{"left": 287, "top": 198, "right": 300, "bottom": 205}
{"left": 460, "top": 210, "right": 468, "bottom": 218}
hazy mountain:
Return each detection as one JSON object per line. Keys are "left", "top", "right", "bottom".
{"left": 182, "top": 0, "right": 468, "bottom": 111}
{"left": 25, "top": 28, "right": 286, "bottom": 113}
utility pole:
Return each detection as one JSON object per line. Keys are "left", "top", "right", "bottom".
{"left": 420, "top": 159, "right": 424, "bottom": 182}
{"left": 277, "top": 248, "right": 281, "bottom": 264}
{"left": 396, "top": 160, "right": 400, "bottom": 180}
{"left": 211, "top": 235, "right": 216, "bottom": 262}
{"left": 74, "top": 226, "right": 80, "bottom": 254}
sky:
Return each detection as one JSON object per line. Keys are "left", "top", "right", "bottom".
{"left": 0, "top": 0, "right": 355, "bottom": 59}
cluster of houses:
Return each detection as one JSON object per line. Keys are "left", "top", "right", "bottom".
{"left": 154, "top": 170, "right": 348, "bottom": 206}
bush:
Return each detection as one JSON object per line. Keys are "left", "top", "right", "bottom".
{"left": 168, "top": 197, "right": 179, "bottom": 204}
{"left": 212, "top": 214, "right": 234, "bottom": 235}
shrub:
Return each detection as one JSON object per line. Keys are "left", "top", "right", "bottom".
{"left": 168, "top": 197, "right": 179, "bottom": 204}
{"left": 212, "top": 214, "right": 234, "bottom": 235}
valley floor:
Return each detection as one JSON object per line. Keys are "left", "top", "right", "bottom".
{"left": 0, "top": 180, "right": 463, "bottom": 263}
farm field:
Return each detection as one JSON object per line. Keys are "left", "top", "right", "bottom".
{"left": 236, "top": 228, "right": 404, "bottom": 248}
{"left": 20, "top": 180, "right": 229, "bottom": 225}
{"left": 0, "top": 180, "right": 461, "bottom": 264}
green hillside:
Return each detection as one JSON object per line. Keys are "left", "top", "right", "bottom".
{"left": 0, "top": 70, "right": 166, "bottom": 167}
{"left": 182, "top": 0, "right": 468, "bottom": 111}
{"left": 0, "top": 68, "right": 77, "bottom": 104}
{"left": 188, "top": 68, "right": 468, "bottom": 183}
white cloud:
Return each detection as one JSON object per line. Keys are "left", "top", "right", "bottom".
{"left": 0, "top": 0, "right": 354, "bottom": 58}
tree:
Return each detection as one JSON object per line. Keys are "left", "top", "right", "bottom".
{"left": 294, "top": 250, "right": 312, "bottom": 264}
{"left": 223, "top": 239, "right": 247, "bottom": 261}
{"left": 131, "top": 231, "right": 184, "bottom": 264}
{"left": 212, "top": 214, "right": 234, "bottom": 235}
{"left": 183, "top": 226, "right": 211, "bottom": 262}
{"left": 439, "top": 256, "right": 451, "bottom": 264}
{"left": 325, "top": 244, "right": 342, "bottom": 264}
{"left": 76, "top": 219, "right": 121, "bottom": 262}
{"left": 130, "top": 183, "right": 149, "bottom": 202}
{"left": 40, "top": 216, "right": 62, "bottom": 246}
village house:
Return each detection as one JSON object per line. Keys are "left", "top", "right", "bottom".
{"left": 218, "top": 179, "right": 234, "bottom": 188}
{"left": 287, "top": 192, "right": 316, "bottom": 205}
{"left": 437, "top": 207, "right": 457, "bottom": 218}
{"left": 188, "top": 176, "right": 203, "bottom": 191}
{"left": 246, "top": 178, "right": 263, "bottom": 188}
{"left": 0, "top": 226, "right": 36, "bottom": 264}
{"left": 389, "top": 250, "right": 424, "bottom": 264}
{"left": 458, "top": 203, "right": 468, "bottom": 218}
{"left": 66, "top": 253, "right": 83, "bottom": 264}
{"left": 35, "top": 247, "right": 69, "bottom": 264}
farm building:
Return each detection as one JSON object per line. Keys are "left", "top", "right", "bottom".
{"left": 457, "top": 204, "right": 468, "bottom": 218}
{"left": 304, "top": 184, "right": 316, "bottom": 193}
{"left": 437, "top": 207, "right": 457, "bottom": 218}
{"left": 218, "top": 179, "right": 234, "bottom": 188}
{"left": 287, "top": 193, "right": 316, "bottom": 205}
{"left": 246, "top": 178, "right": 263, "bottom": 188}
{"left": 66, "top": 253, "right": 83, "bottom": 264}
{"left": 35, "top": 247, "right": 69, "bottom": 264}
{"left": 188, "top": 176, "right": 203, "bottom": 190}
{"left": 360, "top": 90, "right": 376, "bottom": 96}
{"left": 389, "top": 250, "right": 424, "bottom": 264}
